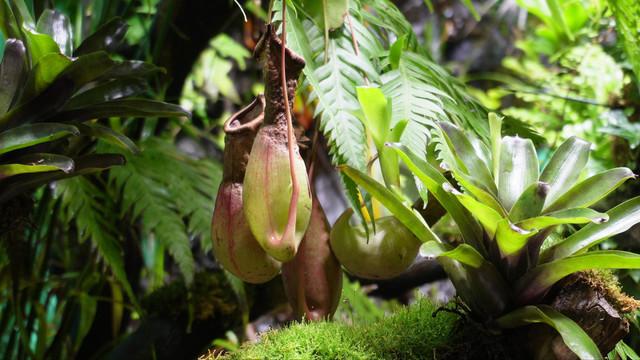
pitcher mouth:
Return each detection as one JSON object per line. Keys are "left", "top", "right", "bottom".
{"left": 224, "top": 94, "right": 265, "bottom": 134}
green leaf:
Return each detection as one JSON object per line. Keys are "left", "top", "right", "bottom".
{"left": 0, "top": 1, "right": 22, "bottom": 42}
{"left": 64, "top": 78, "right": 150, "bottom": 109}
{"left": 517, "top": 250, "right": 640, "bottom": 304}
{"left": 516, "top": 207, "right": 608, "bottom": 231}
{"left": 0, "top": 123, "right": 79, "bottom": 155}
{"left": 545, "top": 0, "right": 574, "bottom": 40}
{"left": 543, "top": 167, "right": 636, "bottom": 213}
{"left": 541, "top": 197, "right": 640, "bottom": 262}
{"left": 495, "top": 218, "right": 537, "bottom": 258}
{"left": 608, "top": 0, "right": 640, "bottom": 89}
{"left": 303, "top": 0, "right": 348, "bottom": 31}
{"left": 450, "top": 169, "right": 506, "bottom": 217}
{"left": 443, "top": 182, "right": 503, "bottom": 238}
{"left": 74, "top": 17, "right": 128, "bottom": 56}
{"left": 509, "top": 181, "right": 549, "bottom": 222}
{"left": 539, "top": 136, "right": 590, "bottom": 208}
{"left": 489, "top": 113, "right": 502, "bottom": 181}
{"left": 494, "top": 305, "right": 601, "bottom": 359}
{"left": 74, "top": 293, "right": 97, "bottom": 351}
{"left": 75, "top": 123, "right": 138, "bottom": 154}
{"left": 498, "top": 135, "right": 538, "bottom": 212}
{"left": 95, "top": 60, "right": 165, "bottom": 80}
{"left": 422, "top": 241, "right": 511, "bottom": 318}
{"left": 388, "top": 142, "right": 484, "bottom": 251}
{"left": 0, "top": 39, "right": 25, "bottom": 116}
{"left": 460, "top": 0, "right": 481, "bottom": 21}
{"left": 0, "top": 153, "right": 74, "bottom": 178}
{"left": 286, "top": 14, "right": 370, "bottom": 228}
{"left": 420, "top": 241, "right": 485, "bottom": 268}
{"left": 21, "top": 52, "right": 72, "bottom": 101}
{"left": 0, "top": 153, "right": 125, "bottom": 204}
{"left": 339, "top": 164, "right": 440, "bottom": 243}
{"left": 22, "top": 26, "right": 61, "bottom": 66}
{"left": 51, "top": 99, "right": 190, "bottom": 122}
{"left": 439, "top": 122, "right": 497, "bottom": 195}
{"left": 36, "top": 9, "right": 73, "bottom": 56}
{"left": 388, "top": 35, "right": 405, "bottom": 70}
{"left": 356, "top": 86, "right": 398, "bottom": 188}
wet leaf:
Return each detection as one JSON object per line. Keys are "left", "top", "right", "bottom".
{"left": 0, "top": 123, "right": 79, "bottom": 154}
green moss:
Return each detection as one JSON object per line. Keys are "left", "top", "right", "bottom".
{"left": 216, "top": 296, "right": 464, "bottom": 360}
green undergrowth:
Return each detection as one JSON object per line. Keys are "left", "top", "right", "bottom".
{"left": 211, "top": 296, "right": 525, "bottom": 360}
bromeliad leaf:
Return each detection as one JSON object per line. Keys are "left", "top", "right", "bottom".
{"left": 339, "top": 164, "right": 439, "bottom": 244}
{"left": 0, "top": 39, "right": 26, "bottom": 116}
{"left": 539, "top": 136, "right": 590, "bottom": 208}
{"left": 494, "top": 305, "right": 601, "bottom": 360}
{"left": 36, "top": 9, "right": 73, "bottom": 56}
{"left": 515, "top": 207, "right": 608, "bottom": 231}
{"left": 0, "top": 123, "right": 79, "bottom": 155}
{"left": 498, "top": 135, "right": 538, "bottom": 212}
{"left": 388, "top": 142, "right": 484, "bottom": 251}
{"left": 74, "top": 17, "right": 129, "bottom": 56}
{"left": 516, "top": 250, "right": 640, "bottom": 304}
{"left": 543, "top": 167, "right": 636, "bottom": 213}
{"left": 75, "top": 123, "right": 138, "bottom": 154}
{"left": 443, "top": 182, "right": 503, "bottom": 238}
{"left": 0, "top": 153, "right": 74, "bottom": 178}
{"left": 494, "top": 218, "right": 537, "bottom": 259}
{"left": 509, "top": 181, "right": 549, "bottom": 222}
{"left": 64, "top": 78, "right": 150, "bottom": 109}
{"left": 541, "top": 196, "right": 640, "bottom": 262}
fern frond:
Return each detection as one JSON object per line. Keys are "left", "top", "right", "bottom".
{"left": 56, "top": 176, "right": 136, "bottom": 301}
{"left": 608, "top": 0, "right": 640, "bottom": 84}
{"left": 107, "top": 139, "right": 222, "bottom": 284}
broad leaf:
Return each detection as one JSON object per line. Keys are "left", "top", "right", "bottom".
{"left": 539, "top": 136, "right": 590, "bottom": 208}
{"left": 489, "top": 112, "right": 502, "bottom": 179}
{"left": 516, "top": 207, "right": 608, "bottom": 231}
{"left": 356, "top": 86, "right": 398, "bottom": 188}
{"left": 339, "top": 164, "right": 440, "bottom": 243}
{"left": 75, "top": 123, "right": 138, "bottom": 154}
{"left": 443, "top": 182, "right": 503, "bottom": 238}
{"left": 0, "top": 123, "right": 79, "bottom": 154}
{"left": 498, "top": 135, "right": 538, "bottom": 211}
{"left": 494, "top": 305, "right": 601, "bottom": 359}
{"left": 51, "top": 99, "right": 190, "bottom": 122}
{"left": 422, "top": 241, "right": 511, "bottom": 318}
{"left": 495, "top": 218, "right": 537, "bottom": 258}
{"left": 36, "top": 9, "right": 73, "bottom": 56}
{"left": 541, "top": 196, "right": 640, "bottom": 262}
{"left": 22, "top": 26, "right": 60, "bottom": 65}
{"left": 439, "top": 122, "right": 497, "bottom": 195}
{"left": 74, "top": 17, "right": 128, "bottom": 56}
{"left": 64, "top": 78, "right": 150, "bottom": 109}
{"left": 509, "top": 181, "right": 549, "bottom": 222}
{"left": 21, "top": 52, "right": 72, "bottom": 101}
{"left": 0, "top": 153, "right": 125, "bottom": 204}
{"left": 303, "top": 0, "right": 348, "bottom": 31}
{"left": 516, "top": 250, "right": 640, "bottom": 304}
{"left": 389, "top": 142, "right": 484, "bottom": 251}
{"left": 0, "top": 39, "right": 25, "bottom": 116}
{"left": 0, "top": 153, "right": 74, "bottom": 178}
{"left": 546, "top": 0, "right": 574, "bottom": 40}
{"left": 543, "top": 167, "right": 636, "bottom": 213}
{"left": 450, "top": 169, "right": 506, "bottom": 217}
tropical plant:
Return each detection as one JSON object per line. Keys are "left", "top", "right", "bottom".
{"left": 340, "top": 113, "right": 640, "bottom": 358}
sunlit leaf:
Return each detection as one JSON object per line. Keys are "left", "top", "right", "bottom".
{"left": 339, "top": 164, "right": 439, "bottom": 243}
{"left": 495, "top": 218, "right": 537, "bottom": 258}
{"left": 517, "top": 250, "right": 640, "bottom": 304}
{"left": 541, "top": 196, "right": 640, "bottom": 262}
{"left": 443, "top": 182, "right": 503, "bottom": 238}
{"left": 516, "top": 207, "right": 608, "bottom": 231}
{"left": 388, "top": 142, "right": 484, "bottom": 251}
{"left": 543, "top": 167, "right": 636, "bottom": 213}
{"left": 539, "top": 136, "right": 590, "bottom": 208}
{"left": 498, "top": 135, "right": 538, "bottom": 212}
{"left": 494, "top": 305, "right": 600, "bottom": 359}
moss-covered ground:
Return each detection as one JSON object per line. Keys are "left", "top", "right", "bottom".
{"left": 204, "top": 296, "right": 526, "bottom": 360}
